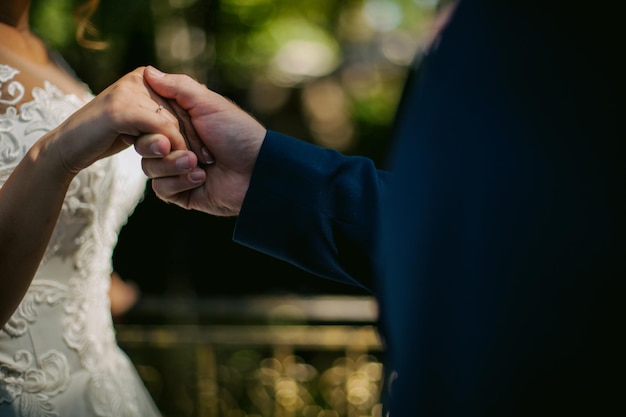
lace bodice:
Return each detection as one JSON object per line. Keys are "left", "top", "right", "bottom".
{"left": 0, "top": 62, "right": 159, "bottom": 416}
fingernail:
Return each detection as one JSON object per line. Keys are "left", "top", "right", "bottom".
{"left": 150, "top": 142, "right": 164, "bottom": 156}
{"left": 201, "top": 147, "right": 215, "bottom": 165}
{"left": 188, "top": 169, "right": 205, "bottom": 183}
{"left": 147, "top": 66, "right": 165, "bottom": 78}
{"left": 175, "top": 156, "right": 191, "bottom": 171}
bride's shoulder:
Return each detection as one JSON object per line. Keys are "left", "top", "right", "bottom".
{"left": 0, "top": 45, "right": 92, "bottom": 111}
{"left": 0, "top": 61, "right": 20, "bottom": 76}
{"left": 0, "top": 58, "right": 91, "bottom": 118}
{"left": 0, "top": 61, "right": 27, "bottom": 113}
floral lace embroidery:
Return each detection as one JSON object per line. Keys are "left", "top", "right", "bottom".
{"left": 1, "top": 68, "right": 109, "bottom": 266}
{"left": 0, "top": 64, "right": 26, "bottom": 176}
{"left": 3, "top": 281, "right": 71, "bottom": 338}
{"left": 0, "top": 350, "right": 70, "bottom": 417}
{"left": 0, "top": 64, "right": 24, "bottom": 106}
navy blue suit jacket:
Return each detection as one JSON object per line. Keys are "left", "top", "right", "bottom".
{"left": 235, "top": 0, "right": 624, "bottom": 415}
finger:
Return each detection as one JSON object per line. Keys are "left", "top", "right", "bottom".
{"left": 120, "top": 134, "right": 137, "bottom": 146}
{"left": 166, "top": 99, "right": 214, "bottom": 165}
{"left": 134, "top": 133, "right": 172, "bottom": 158}
{"left": 199, "top": 147, "right": 216, "bottom": 166}
{"left": 141, "top": 149, "right": 199, "bottom": 178}
{"left": 153, "top": 102, "right": 179, "bottom": 128}
{"left": 146, "top": 100, "right": 188, "bottom": 152}
{"left": 146, "top": 87, "right": 186, "bottom": 140}
{"left": 113, "top": 103, "right": 187, "bottom": 152}
{"left": 151, "top": 171, "right": 206, "bottom": 200}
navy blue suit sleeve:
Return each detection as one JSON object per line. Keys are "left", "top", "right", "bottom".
{"left": 234, "top": 131, "right": 389, "bottom": 293}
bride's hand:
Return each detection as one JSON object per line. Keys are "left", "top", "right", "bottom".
{"left": 41, "top": 66, "right": 187, "bottom": 175}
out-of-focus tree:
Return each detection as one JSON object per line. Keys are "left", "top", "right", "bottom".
{"left": 32, "top": 0, "right": 439, "bottom": 162}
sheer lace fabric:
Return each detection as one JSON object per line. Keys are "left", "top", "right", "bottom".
{"left": 0, "top": 51, "right": 160, "bottom": 416}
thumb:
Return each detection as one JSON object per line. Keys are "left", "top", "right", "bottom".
{"left": 144, "top": 66, "right": 203, "bottom": 112}
{"left": 143, "top": 66, "right": 176, "bottom": 99}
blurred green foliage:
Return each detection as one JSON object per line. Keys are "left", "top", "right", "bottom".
{"left": 30, "top": 0, "right": 438, "bottom": 165}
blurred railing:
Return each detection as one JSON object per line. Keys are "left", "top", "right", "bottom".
{"left": 115, "top": 295, "right": 384, "bottom": 417}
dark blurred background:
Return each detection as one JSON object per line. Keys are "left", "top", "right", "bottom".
{"left": 31, "top": 0, "right": 439, "bottom": 298}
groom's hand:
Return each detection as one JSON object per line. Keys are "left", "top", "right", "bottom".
{"left": 134, "top": 66, "right": 266, "bottom": 216}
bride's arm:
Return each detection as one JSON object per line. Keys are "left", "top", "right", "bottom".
{"left": 0, "top": 136, "right": 78, "bottom": 326}
{"left": 0, "top": 67, "right": 189, "bottom": 327}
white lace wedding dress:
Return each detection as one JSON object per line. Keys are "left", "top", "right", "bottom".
{"left": 0, "top": 53, "right": 162, "bottom": 416}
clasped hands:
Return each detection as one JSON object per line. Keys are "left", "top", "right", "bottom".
{"left": 130, "top": 66, "right": 267, "bottom": 217}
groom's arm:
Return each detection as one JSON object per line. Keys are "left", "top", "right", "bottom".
{"left": 234, "top": 131, "right": 389, "bottom": 293}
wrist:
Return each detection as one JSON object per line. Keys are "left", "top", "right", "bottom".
{"left": 27, "top": 132, "right": 78, "bottom": 186}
